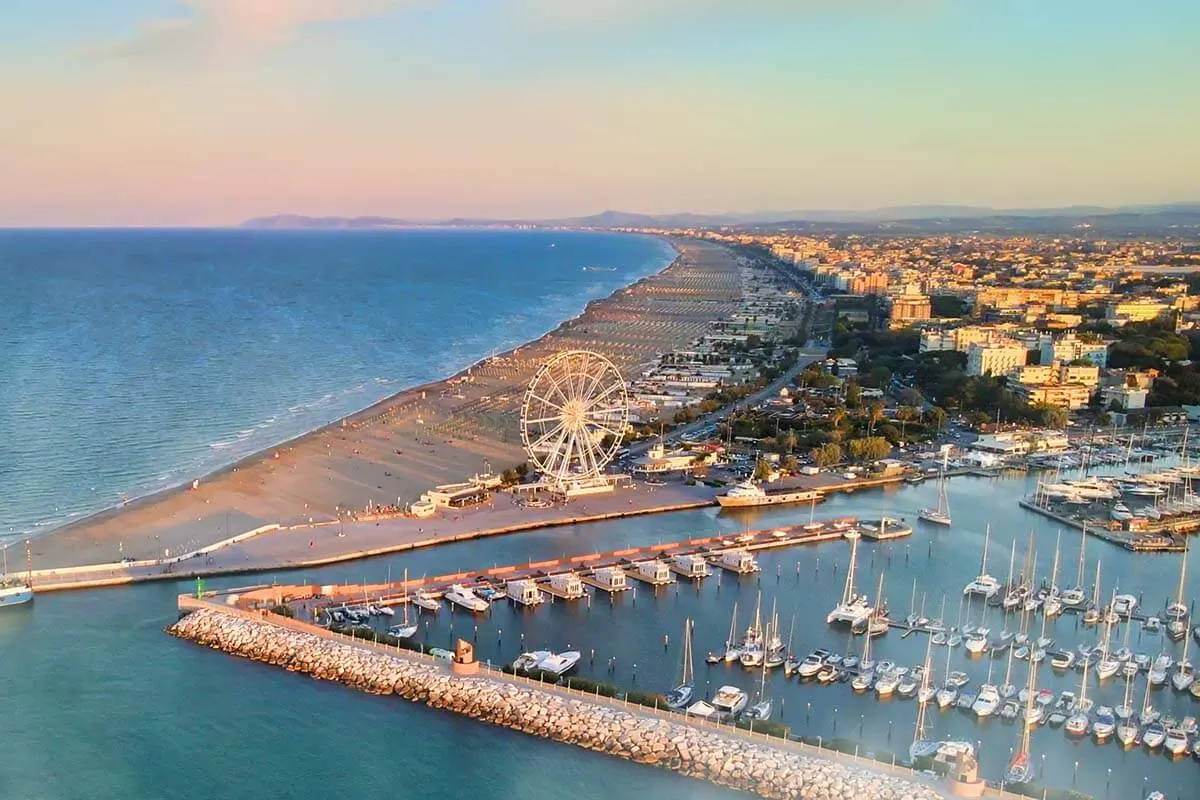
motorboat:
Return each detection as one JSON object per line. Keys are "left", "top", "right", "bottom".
{"left": 743, "top": 697, "right": 772, "bottom": 722}
{"left": 947, "top": 670, "right": 969, "bottom": 689}
{"left": 816, "top": 664, "right": 841, "bottom": 683}
{"left": 444, "top": 584, "right": 490, "bottom": 613}
{"left": 909, "top": 739, "right": 974, "bottom": 765}
{"left": 1050, "top": 650, "right": 1076, "bottom": 670}
{"left": 1000, "top": 699, "right": 1020, "bottom": 721}
{"left": 1064, "top": 708, "right": 1090, "bottom": 736}
{"left": 1144, "top": 616, "right": 1162, "bottom": 634}
{"left": 412, "top": 591, "right": 441, "bottom": 612}
{"left": 1092, "top": 706, "right": 1116, "bottom": 740}
{"left": 1024, "top": 703, "right": 1045, "bottom": 726}
{"left": 956, "top": 691, "right": 976, "bottom": 711}
{"left": 931, "top": 631, "right": 947, "bottom": 646}
{"left": 1142, "top": 721, "right": 1167, "bottom": 749}
{"left": 875, "top": 672, "right": 899, "bottom": 697}
{"left": 897, "top": 675, "right": 919, "bottom": 698}
{"left": 1164, "top": 726, "right": 1189, "bottom": 756}
{"left": 512, "top": 650, "right": 552, "bottom": 672}
{"left": 1172, "top": 662, "right": 1195, "bottom": 692}
{"left": 711, "top": 685, "right": 749, "bottom": 718}
{"left": 1110, "top": 502, "right": 1134, "bottom": 521}
{"left": 972, "top": 684, "right": 1000, "bottom": 718}
{"left": 947, "top": 633, "right": 963, "bottom": 648}
{"left": 685, "top": 700, "right": 717, "bottom": 719}
{"left": 796, "top": 653, "right": 824, "bottom": 678}
{"left": 1112, "top": 594, "right": 1138, "bottom": 618}
{"left": 936, "top": 685, "right": 958, "bottom": 709}
{"left": 964, "top": 632, "right": 988, "bottom": 655}
{"left": 851, "top": 669, "right": 874, "bottom": 692}
{"left": 536, "top": 651, "right": 581, "bottom": 676}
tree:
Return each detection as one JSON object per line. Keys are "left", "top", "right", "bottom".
{"left": 783, "top": 455, "right": 801, "bottom": 474}
{"left": 846, "top": 437, "right": 892, "bottom": 462}
{"left": 782, "top": 428, "right": 799, "bottom": 453}
{"left": 1032, "top": 402, "right": 1069, "bottom": 429}
{"left": 928, "top": 406, "right": 948, "bottom": 431}
{"left": 810, "top": 442, "right": 842, "bottom": 467}
{"left": 753, "top": 458, "right": 774, "bottom": 481}
{"left": 844, "top": 382, "right": 862, "bottom": 409}
{"left": 866, "top": 401, "right": 885, "bottom": 436}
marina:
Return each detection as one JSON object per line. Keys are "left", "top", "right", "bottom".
{"left": 211, "top": 456, "right": 1200, "bottom": 800}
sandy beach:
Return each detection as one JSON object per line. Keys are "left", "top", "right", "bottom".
{"left": 32, "top": 238, "right": 744, "bottom": 570}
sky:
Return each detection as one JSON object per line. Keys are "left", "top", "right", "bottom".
{"left": 1, "top": 0, "right": 1198, "bottom": 226}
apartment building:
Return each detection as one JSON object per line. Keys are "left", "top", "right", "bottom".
{"left": 966, "top": 342, "right": 1028, "bottom": 377}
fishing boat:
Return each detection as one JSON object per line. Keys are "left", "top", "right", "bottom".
{"left": 444, "top": 584, "right": 489, "bottom": 613}
{"left": 918, "top": 450, "right": 952, "bottom": 525}
{"left": 666, "top": 619, "right": 695, "bottom": 710}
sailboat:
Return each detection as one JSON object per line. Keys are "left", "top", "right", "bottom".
{"left": 1061, "top": 523, "right": 1088, "bottom": 609}
{"left": 387, "top": 568, "right": 419, "bottom": 638}
{"left": 1172, "top": 619, "right": 1194, "bottom": 692}
{"left": 1006, "top": 660, "right": 1037, "bottom": 785}
{"left": 666, "top": 618, "right": 696, "bottom": 709}
{"left": 0, "top": 544, "right": 34, "bottom": 609}
{"left": 745, "top": 644, "right": 773, "bottom": 721}
{"left": 826, "top": 531, "right": 873, "bottom": 625}
{"left": 1094, "top": 591, "right": 1121, "bottom": 680}
{"left": 1082, "top": 560, "right": 1103, "bottom": 626}
{"left": 851, "top": 615, "right": 876, "bottom": 692}
{"left": 722, "top": 602, "right": 741, "bottom": 662}
{"left": 1065, "top": 655, "right": 1092, "bottom": 736}
{"left": 908, "top": 639, "right": 972, "bottom": 761}
{"left": 740, "top": 594, "right": 765, "bottom": 667}
{"left": 1166, "top": 540, "right": 1190, "bottom": 641}
{"left": 963, "top": 524, "right": 1000, "bottom": 598}
{"left": 918, "top": 449, "right": 952, "bottom": 525}
{"left": 1043, "top": 531, "right": 1063, "bottom": 617}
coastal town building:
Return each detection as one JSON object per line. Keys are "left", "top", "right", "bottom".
{"left": 966, "top": 342, "right": 1027, "bottom": 377}
{"left": 1100, "top": 385, "right": 1148, "bottom": 411}
{"left": 1037, "top": 334, "right": 1110, "bottom": 367}
{"left": 1012, "top": 381, "right": 1093, "bottom": 410}
{"left": 1105, "top": 300, "right": 1172, "bottom": 325}
{"left": 888, "top": 294, "right": 931, "bottom": 328}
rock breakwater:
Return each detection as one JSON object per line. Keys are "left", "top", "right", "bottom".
{"left": 169, "top": 608, "right": 947, "bottom": 800}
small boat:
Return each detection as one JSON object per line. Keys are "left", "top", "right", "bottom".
{"left": 1092, "top": 706, "right": 1116, "bottom": 740}
{"left": 1050, "top": 650, "right": 1076, "bottom": 670}
{"left": 1005, "top": 750, "right": 1034, "bottom": 785}
{"left": 685, "top": 700, "right": 716, "bottom": 719}
{"left": 817, "top": 664, "right": 841, "bottom": 684}
{"left": 1065, "top": 708, "right": 1090, "bottom": 736}
{"left": 936, "top": 685, "right": 958, "bottom": 709}
{"left": 797, "top": 653, "right": 825, "bottom": 678}
{"left": 972, "top": 684, "right": 1001, "bottom": 718}
{"left": 956, "top": 691, "right": 976, "bottom": 711}
{"left": 897, "top": 675, "right": 919, "bottom": 698}
{"left": 1164, "top": 727, "right": 1189, "bottom": 756}
{"left": 1047, "top": 709, "right": 1068, "bottom": 727}
{"left": 412, "top": 591, "right": 441, "bottom": 612}
{"left": 947, "top": 670, "right": 970, "bottom": 689}
{"left": 964, "top": 633, "right": 988, "bottom": 654}
{"left": 1143, "top": 616, "right": 1161, "bottom": 634}
{"left": 875, "top": 672, "right": 899, "bottom": 697}
{"left": 1142, "top": 721, "right": 1167, "bottom": 749}
{"left": 1112, "top": 593, "right": 1138, "bottom": 618}
{"left": 1000, "top": 699, "right": 1020, "bottom": 721}
{"left": 1116, "top": 719, "right": 1139, "bottom": 746}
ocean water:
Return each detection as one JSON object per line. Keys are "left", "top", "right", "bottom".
{"left": 0, "top": 229, "right": 674, "bottom": 542}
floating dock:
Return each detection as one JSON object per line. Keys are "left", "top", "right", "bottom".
{"left": 1018, "top": 500, "right": 1186, "bottom": 552}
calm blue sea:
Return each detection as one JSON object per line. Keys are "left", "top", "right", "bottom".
{"left": 0, "top": 229, "right": 674, "bottom": 543}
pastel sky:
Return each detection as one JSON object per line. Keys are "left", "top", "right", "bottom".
{"left": 1, "top": 0, "right": 1198, "bottom": 225}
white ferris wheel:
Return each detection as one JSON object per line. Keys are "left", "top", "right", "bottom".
{"left": 520, "top": 350, "right": 629, "bottom": 493}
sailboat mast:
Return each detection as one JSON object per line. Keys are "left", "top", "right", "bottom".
{"left": 981, "top": 524, "right": 990, "bottom": 575}
{"left": 844, "top": 535, "right": 859, "bottom": 604}
{"left": 1076, "top": 522, "right": 1087, "bottom": 588}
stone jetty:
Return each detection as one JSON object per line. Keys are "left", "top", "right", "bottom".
{"left": 169, "top": 608, "right": 947, "bottom": 800}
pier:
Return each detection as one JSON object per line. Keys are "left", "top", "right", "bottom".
{"left": 1018, "top": 500, "right": 1186, "bottom": 552}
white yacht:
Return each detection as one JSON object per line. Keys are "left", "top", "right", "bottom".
{"left": 711, "top": 685, "right": 749, "bottom": 718}
{"left": 443, "top": 584, "right": 489, "bottom": 613}
{"left": 536, "top": 651, "right": 581, "bottom": 676}
{"left": 716, "top": 480, "right": 823, "bottom": 508}
{"left": 1110, "top": 502, "right": 1134, "bottom": 521}
{"left": 972, "top": 684, "right": 1001, "bottom": 718}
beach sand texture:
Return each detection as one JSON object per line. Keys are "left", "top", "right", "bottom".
{"left": 33, "top": 239, "right": 744, "bottom": 569}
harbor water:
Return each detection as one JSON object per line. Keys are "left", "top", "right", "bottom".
{"left": 5, "top": 469, "right": 1199, "bottom": 799}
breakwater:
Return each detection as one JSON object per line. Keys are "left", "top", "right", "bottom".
{"left": 169, "top": 607, "right": 947, "bottom": 800}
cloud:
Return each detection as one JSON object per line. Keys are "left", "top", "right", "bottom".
{"left": 89, "top": 0, "right": 423, "bottom": 61}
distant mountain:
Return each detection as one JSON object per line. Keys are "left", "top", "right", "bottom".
{"left": 242, "top": 203, "right": 1200, "bottom": 233}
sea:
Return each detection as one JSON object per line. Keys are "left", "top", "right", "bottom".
{"left": 0, "top": 229, "right": 675, "bottom": 544}
{"left": 2, "top": 231, "right": 1197, "bottom": 800}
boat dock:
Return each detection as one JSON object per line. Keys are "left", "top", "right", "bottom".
{"left": 270, "top": 516, "right": 867, "bottom": 617}
{"left": 1018, "top": 500, "right": 1187, "bottom": 552}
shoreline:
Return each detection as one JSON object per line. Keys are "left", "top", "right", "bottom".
{"left": 29, "top": 237, "right": 745, "bottom": 571}
{"left": 24, "top": 235, "right": 679, "bottom": 542}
